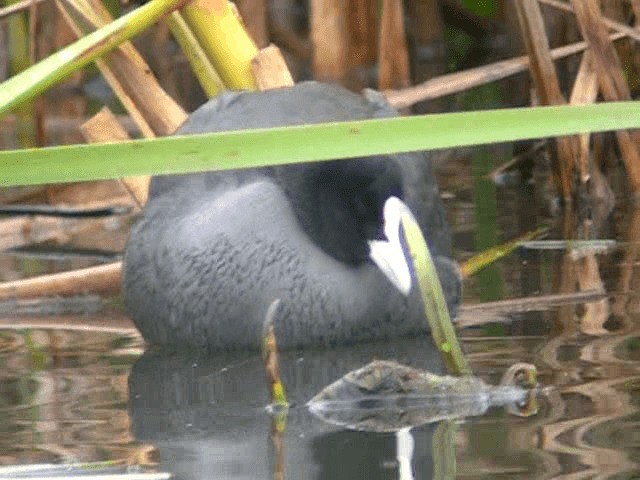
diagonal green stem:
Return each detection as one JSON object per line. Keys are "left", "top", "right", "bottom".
{"left": 400, "top": 210, "right": 472, "bottom": 376}
{"left": 0, "top": 0, "right": 186, "bottom": 118}
{"left": 165, "top": 11, "right": 224, "bottom": 97}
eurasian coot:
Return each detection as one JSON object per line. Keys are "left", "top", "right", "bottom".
{"left": 123, "top": 82, "right": 460, "bottom": 350}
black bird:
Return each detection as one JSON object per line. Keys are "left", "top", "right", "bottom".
{"left": 123, "top": 82, "right": 461, "bottom": 350}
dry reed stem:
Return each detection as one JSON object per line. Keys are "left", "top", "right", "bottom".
{"left": 56, "top": 0, "right": 187, "bottom": 137}
{"left": 0, "top": 262, "right": 122, "bottom": 300}
{"left": 405, "top": 0, "right": 446, "bottom": 94}
{"left": 310, "top": 0, "right": 348, "bottom": 82}
{"left": 251, "top": 44, "right": 294, "bottom": 89}
{"left": 0, "top": 313, "right": 139, "bottom": 335}
{"left": 384, "top": 31, "right": 625, "bottom": 109}
{"left": 516, "top": 0, "right": 565, "bottom": 104}
{"left": 378, "top": 0, "right": 411, "bottom": 91}
{"left": 515, "top": 0, "right": 576, "bottom": 200}
{"left": 571, "top": 0, "right": 640, "bottom": 195}
{"left": 80, "top": 108, "right": 149, "bottom": 206}
{"left": 349, "top": 0, "right": 378, "bottom": 89}
{"left": 56, "top": 0, "right": 154, "bottom": 138}
{"left": 569, "top": 52, "right": 599, "bottom": 184}
{"left": 45, "top": 180, "right": 132, "bottom": 208}
{"left": 0, "top": 185, "right": 48, "bottom": 203}
{"left": 0, "top": 207, "right": 130, "bottom": 251}
{"left": 538, "top": 0, "right": 640, "bottom": 43}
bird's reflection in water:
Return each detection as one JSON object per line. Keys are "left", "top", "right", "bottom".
{"left": 128, "top": 338, "right": 445, "bottom": 480}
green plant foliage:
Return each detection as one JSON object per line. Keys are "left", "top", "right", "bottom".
{"left": 462, "top": 0, "right": 496, "bottom": 17}
{"left": 1, "top": 101, "right": 640, "bottom": 186}
{"left": 399, "top": 206, "right": 472, "bottom": 376}
{"left": 0, "top": 0, "right": 186, "bottom": 117}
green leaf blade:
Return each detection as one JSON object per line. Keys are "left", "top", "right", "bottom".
{"left": 1, "top": 101, "right": 640, "bottom": 187}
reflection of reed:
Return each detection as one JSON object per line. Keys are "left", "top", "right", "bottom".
{"left": 454, "top": 332, "right": 562, "bottom": 478}
{"left": 270, "top": 418, "right": 285, "bottom": 480}
{"left": 574, "top": 254, "right": 609, "bottom": 336}
{"left": 538, "top": 211, "right": 608, "bottom": 377}
{"left": 458, "top": 204, "right": 640, "bottom": 479}
{"left": 540, "top": 373, "right": 639, "bottom": 478}
{"left": 535, "top": 207, "right": 640, "bottom": 478}
{"left": 614, "top": 207, "right": 640, "bottom": 322}
{"left": 460, "top": 328, "right": 640, "bottom": 478}
{"left": 0, "top": 328, "right": 149, "bottom": 467}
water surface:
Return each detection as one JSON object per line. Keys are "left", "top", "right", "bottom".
{"left": 0, "top": 149, "right": 639, "bottom": 479}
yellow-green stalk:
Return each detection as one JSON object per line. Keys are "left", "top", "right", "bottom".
{"left": 460, "top": 226, "right": 548, "bottom": 279}
{"left": 5, "top": 0, "right": 36, "bottom": 146}
{"left": 180, "top": 0, "right": 258, "bottom": 90}
{"left": 165, "top": 11, "right": 224, "bottom": 97}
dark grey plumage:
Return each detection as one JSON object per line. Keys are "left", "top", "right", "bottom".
{"left": 123, "top": 82, "right": 460, "bottom": 350}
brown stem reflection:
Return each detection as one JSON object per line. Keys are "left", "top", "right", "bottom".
{"left": 534, "top": 205, "right": 640, "bottom": 478}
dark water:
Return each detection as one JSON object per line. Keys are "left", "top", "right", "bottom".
{"left": 0, "top": 149, "right": 639, "bottom": 479}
